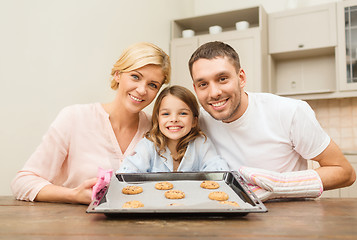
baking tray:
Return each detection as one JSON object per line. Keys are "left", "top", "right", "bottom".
{"left": 86, "top": 171, "right": 267, "bottom": 217}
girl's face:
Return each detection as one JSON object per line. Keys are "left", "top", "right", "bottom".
{"left": 115, "top": 64, "right": 164, "bottom": 114}
{"left": 158, "top": 94, "right": 197, "bottom": 147}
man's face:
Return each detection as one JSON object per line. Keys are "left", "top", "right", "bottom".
{"left": 192, "top": 57, "right": 246, "bottom": 123}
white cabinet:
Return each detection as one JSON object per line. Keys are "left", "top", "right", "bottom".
{"left": 337, "top": 0, "right": 357, "bottom": 91}
{"left": 170, "top": 6, "right": 268, "bottom": 94}
{"left": 269, "top": 4, "right": 337, "bottom": 54}
{"left": 269, "top": 3, "right": 338, "bottom": 97}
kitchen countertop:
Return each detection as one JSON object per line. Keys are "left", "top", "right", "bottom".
{"left": 1, "top": 196, "right": 356, "bottom": 239}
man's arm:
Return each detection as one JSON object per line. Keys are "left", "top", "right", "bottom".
{"left": 313, "top": 139, "right": 356, "bottom": 190}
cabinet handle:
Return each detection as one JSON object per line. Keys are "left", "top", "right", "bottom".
{"left": 291, "top": 81, "right": 296, "bottom": 88}
{"left": 298, "top": 44, "right": 304, "bottom": 48}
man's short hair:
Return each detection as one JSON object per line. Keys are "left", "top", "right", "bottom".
{"left": 188, "top": 41, "right": 241, "bottom": 77}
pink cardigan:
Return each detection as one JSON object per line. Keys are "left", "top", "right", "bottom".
{"left": 11, "top": 103, "right": 151, "bottom": 201}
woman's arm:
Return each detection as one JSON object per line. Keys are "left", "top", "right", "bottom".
{"left": 35, "top": 178, "right": 97, "bottom": 204}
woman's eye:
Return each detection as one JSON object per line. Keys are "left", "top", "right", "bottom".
{"left": 149, "top": 83, "right": 158, "bottom": 89}
{"left": 131, "top": 74, "right": 139, "bottom": 80}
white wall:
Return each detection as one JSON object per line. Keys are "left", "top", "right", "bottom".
{"left": 0, "top": 0, "right": 193, "bottom": 195}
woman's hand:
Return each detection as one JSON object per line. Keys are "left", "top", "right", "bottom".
{"left": 71, "top": 178, "right": 98, "bottom": 204}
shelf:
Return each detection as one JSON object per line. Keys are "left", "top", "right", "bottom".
{"left": 171, "top": 6, "right": 261, "bottom": 39}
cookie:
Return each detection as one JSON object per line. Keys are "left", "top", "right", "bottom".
{"left": 219, "top": 201, "right": 239, "bottom": 207}
{"left": 165, "top": 190, "right": 185, "bottom": 199}
{"left": 155, "top": 181, "right": 174, "bottom": 190}
{"left": 122, "top": 186, "right": 143, "bottom": 195}
{"left": 122, "top": 200, "right": 144, "bottom": 208}
{"left": 200, "top": 180, "right": 220, "bottom": 189}
{"left": 208, "top": 191, "right": 229, "bottom": 201}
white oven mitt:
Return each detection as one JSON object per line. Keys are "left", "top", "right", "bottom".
{"left": 239, "top": 166, "right": 323, "bottom": 202}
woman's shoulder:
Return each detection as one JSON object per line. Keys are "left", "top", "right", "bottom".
{"left": 52, "top": 103, "right": 104, "bottom": 126}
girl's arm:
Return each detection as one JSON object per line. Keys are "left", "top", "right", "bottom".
{"left": 117, "top": 138, "right": 154, "bottom": 173}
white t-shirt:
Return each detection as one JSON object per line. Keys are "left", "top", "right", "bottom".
{"left": 199, "top": 92, "right": 330, "bottom": 172}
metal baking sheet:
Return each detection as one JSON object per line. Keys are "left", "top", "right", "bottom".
{"left": 86, "top": 171, "right": 267, "bottom": 216}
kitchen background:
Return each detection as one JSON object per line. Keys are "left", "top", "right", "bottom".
{"left": 0, "top": 0, "right": 354, "bottom": 196}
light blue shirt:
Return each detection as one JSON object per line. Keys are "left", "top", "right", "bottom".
{"left": 117, "top": 136, "right": 229, "bottom": 173}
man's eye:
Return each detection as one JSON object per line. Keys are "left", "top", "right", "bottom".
{"left": 219, "top": 77, "right": 227, "bottom": 82}
{"left": 198, "top": 83, "right": 207, "bottom": 88}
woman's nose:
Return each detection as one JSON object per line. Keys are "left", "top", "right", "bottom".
{"left": 136, "top": 82, "right": 147, "bottom": 95}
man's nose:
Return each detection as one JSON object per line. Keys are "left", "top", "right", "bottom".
{"left": 208, "top": 83, "right": 222, "bottom": 99}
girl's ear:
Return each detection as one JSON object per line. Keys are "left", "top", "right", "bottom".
{"left": 192, "top": 117, "right": 198, "bottom": 128}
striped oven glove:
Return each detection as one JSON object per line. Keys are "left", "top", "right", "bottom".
{"left": 239, "top": 166, "right": 323, "bottom": 202}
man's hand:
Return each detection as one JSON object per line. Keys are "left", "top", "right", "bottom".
{"left": 239, "top": 167, "right": 323, "bottom": 202}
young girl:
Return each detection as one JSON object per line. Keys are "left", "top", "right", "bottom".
{"left": 118, "top": 85, "right": 229, "bottom": 173}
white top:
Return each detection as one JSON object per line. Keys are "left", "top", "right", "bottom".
{"left": 117, "top": 136, "right": 229, "bottom": 173}
{"left": 11, "top": 103, "right": 151, "bottom": 201}
{"left": 199, "top": 92, "right": 330, "bottom": 172}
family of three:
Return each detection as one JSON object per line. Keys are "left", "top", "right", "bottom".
{"left": 11, "top": 41, "right": 356, "bottom": 204}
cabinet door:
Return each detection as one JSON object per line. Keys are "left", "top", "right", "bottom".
{"left": 170, "top": 37, "right": 198, "bottom": 94}
{"left": 269, "top": 3, "right": 337, "bottom": 54}
{"left": 274, "top": 55, "right": 336, "bottom": 95}
{"left": 337, "top": 0, "right": 357, "bottom": 91}
{"left": 199, "top": 30, "right": 262, "bottom": 92}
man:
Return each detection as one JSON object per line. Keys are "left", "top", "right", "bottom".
{"left": 189, "top": 41, "right": 356, "bottom": 201}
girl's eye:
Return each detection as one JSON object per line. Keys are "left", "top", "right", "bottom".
{"left": 179, "top": 112, "right": 188, "bottom": 115}
{"left": 161, "top": 112, "right": 169, "bottom": 116}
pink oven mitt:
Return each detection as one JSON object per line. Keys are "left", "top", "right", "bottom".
{"left": 239, "top": 166, "right": 323, "bottom": 202}
{"left": 91, "top": 168, "right": 113, "bottom": 203}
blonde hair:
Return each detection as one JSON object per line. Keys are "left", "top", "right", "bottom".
{"left": 110, "top": 42, "right": 171, "bottom": 90}
{"left": 145, "top": 85, "right": 206, "bottom": 162}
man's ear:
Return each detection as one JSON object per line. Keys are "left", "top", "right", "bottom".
{"left": 238, "top": 68, "right": 247, "bottom": 88}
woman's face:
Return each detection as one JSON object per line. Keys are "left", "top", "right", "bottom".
{"left": 115, "top": 64, "right": 165, "bottom": 114}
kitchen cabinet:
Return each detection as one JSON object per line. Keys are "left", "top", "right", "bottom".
{"left": 337, "top": 0, "right": 357, "bottom": 91}
{"left": 269, "top": 3, "right": 338, "bottom": 97}
{"left": 170, "top": 6, "right": 268, "bottom": 94}
{"left": 269, "top": 3, "right": 336, "bottom": 54}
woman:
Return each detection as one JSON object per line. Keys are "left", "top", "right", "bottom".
{"left": 11, "top": 42, "right": 171, "bottom": 204}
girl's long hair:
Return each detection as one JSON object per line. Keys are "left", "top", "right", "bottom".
{"left": 145, "top": 85, "right": 205, "bottom": 162}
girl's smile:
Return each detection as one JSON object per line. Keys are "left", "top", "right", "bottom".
{"left": 158, "top": 94, "right": 197, "bottom": 145}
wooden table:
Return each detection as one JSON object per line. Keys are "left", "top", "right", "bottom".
{"left": 1, "top": 196, "right": 356, "bottom": 239}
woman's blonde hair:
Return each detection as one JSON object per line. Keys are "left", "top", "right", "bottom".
{"left": 110, "top": 42, "right": 171, "bottom": 90}
{"left": 145, "top": 85, "right": 206, "bottom": 162}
